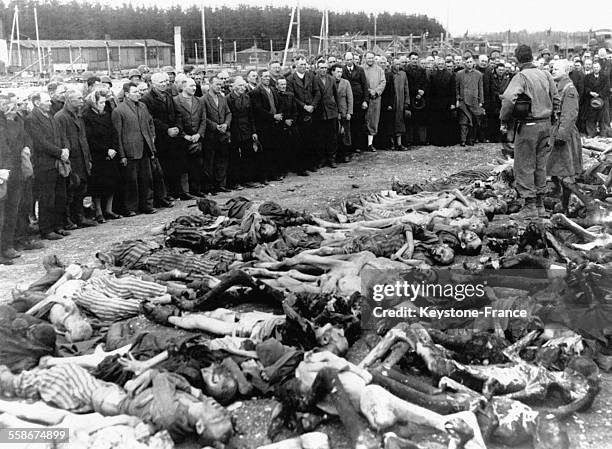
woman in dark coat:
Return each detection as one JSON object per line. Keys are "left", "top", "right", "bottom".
{"left": 82, "top": 91, "right": 120, "bottom": 223}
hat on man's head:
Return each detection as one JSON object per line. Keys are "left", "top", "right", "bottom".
{"left": 100, "top": 75, "right": 112, "bottom": 85}
{"left": 591, "top": 97, "right": 604, "bottom": 110}
{"left": 161, "top": 66, "right": 176, "bottom": 74}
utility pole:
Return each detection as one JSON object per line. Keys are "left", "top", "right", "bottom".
{"left": 218, "top": 37, "right": 223, "bottom": 66}
{"left": 195, "top": 42, "right": 198, "bottom": 64}
{"left": 34, "top": 7, "right": 42, "bottom": 73}
{"left": 373, "top": 14, "right": 377, "bottom": 48}
{"left": 201, "top": 2, "right": 207, "bottom": 67}
{"left": 296, "top": 1, "right": 301, "bottom": 51}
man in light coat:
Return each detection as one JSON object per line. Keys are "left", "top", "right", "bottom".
{"left": 363, "top": 52, "right": 386, "bottom": 152}
{"left": 455, "top": 56, "right": 484, "bottom": 146}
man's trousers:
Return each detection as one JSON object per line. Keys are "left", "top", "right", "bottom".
{"left": 513, "top": 121, "right": 551, "bottom": 199}
{"left": 123, "top": 157, "right": 154, "bottom": 213}
{"left": 35, "top": 169, "right": 67, "bottom": 235}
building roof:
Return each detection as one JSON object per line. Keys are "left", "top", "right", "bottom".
{"left": 237, "top": 46, "right": 270, "bottom": 54}
{"left": 17, "top": 39, "right": 172, "bottom": 49}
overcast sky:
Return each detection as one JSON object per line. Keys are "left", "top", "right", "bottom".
{"left": 97, "top": 0, "right": 610, "bottom": 35}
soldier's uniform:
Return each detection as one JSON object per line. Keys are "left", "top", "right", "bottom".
{"left": 500, "top": 62, "right": 559, "bottom": 216}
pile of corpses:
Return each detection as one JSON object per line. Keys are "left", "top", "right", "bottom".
{"left": 2, "top": 165, "right": 612, "bottom": 449}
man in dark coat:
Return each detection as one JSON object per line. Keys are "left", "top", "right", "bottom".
{"left": 484, "top": 63, "right": 511, "bottom": 142}
{"left": 584, "top": 61, "right": 612, "bottom": 137}
{"left": 140, "top": 72, "right": 185, "bottom": 199}
{"left": 54, "top": 90, "right": 95, "bottom": 228}
{"left": 342, "top": 51, "right": 369, "bottom": 153}
{"left": 428, "top": 59, "right": 457, "bottom": 146}
{"left": 111, "top": 83, "right": 157, "bottom": 216}
{"left": 227, "top": 77, "right": 260, "bottom": 187}
{"left": 287, "top": 57, "right": 317, "bottom": 175}
{"left": 174, "top": 77, "right": 207, "bottom": 197}
{"left": 312, "top": 60, "right": 340, "bottom": 167}
{"left": 25, "top": 93, "right": 69, "bottom": 240}
{"left": 276, "top": 78, "right": 298, "bottom": 174}
{"left": 375, "top": 57, "right": 396, "bottom": 150}
{"left": 202, "top": 77, "right": 232, "bottom": 193}
{"left": 570, "top": 60, "right": 586, "bottom": 132}
{"left": 405, "top": 51, "right": 429, "bottom": 145}
{"left": 250, "top": 71, "right": 282, "bottom": 180}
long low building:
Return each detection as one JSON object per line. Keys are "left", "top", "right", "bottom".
{"left": 7, "top": 39, "right": 173, "bottom": 72}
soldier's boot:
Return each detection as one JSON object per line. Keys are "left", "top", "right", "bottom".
{"left": 536, "top": 195, "right": 549, "bottom": 218}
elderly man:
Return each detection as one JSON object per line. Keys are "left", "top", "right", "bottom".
{"left": 342, "top": 51, "right": 369, "bottom": 154}
{"left": 584, "top": 61, "right": 612, "bottom": 137}
{"left": 391, "top": 58, "right": 410, "bottom": 150}
{"left": 363, "top": 52, "right": 386, "bottom": 152}
{"left": 55, "top": 89, "right": 95, "bottom": 229}
{"left": 245, "top": 70, "right": 259, "bottom": 93}
{"left": 287, "top": 56, "right": 316, "bottom": 175}
{"left": 250, "top": 71, "right": 282, "bottom": 179}
{"left": 500, "top": 45, "right": 559, "bottom": 218}
{"left": 111, "top": 83, "right": 157, "bottom": 216}
{"left": 25, "top": 93, "right": 69, "bottom": 240}
{"left": 405, "top": 51, "right": 429, "bottom": 145}
{"left": 429, "top": 59, "right": 456, "bottom": 146}
{"left": 141, "top": 72, "right": 185, "bottom": 201}
{"left": 202, "top": 77, "right": 232, "bottom": 194}
{"left": 268, "top": 60, "right": 283, "bottom": 89}
{"left": 455, "top": 56, "right": 484, "bottom": 146}
{"left": 174, "top": 77, "right": 207, "bottom": 197}
{"left": 312, "top": 60, "right": 340, "bottom": 167}
{"left": 547, "top": 59, "right": 582, "bottom": 213}
{"left": 227, "top": 76, "right": 259, "bottom": 187}
{"left": 276, "top": 77, "right": 298, "bottom": 173}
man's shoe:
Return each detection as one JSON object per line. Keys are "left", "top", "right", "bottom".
{"left": 460, "top": 142, "right": 466, "bottom": 147}
{"left": 157, "top": 199, "right": 174, "bottom": 208}
{"left": 0, "top": 256, "right": 14, "bottom": 265}
{"left": 297, "top": 171, "right": 310, "bottom": 177}
{"left": 124, "top": 211, "right": 137, "bottom": 217}
{"left": 105, "top": 212, "right": 121, "bottom": 220}
{"left": 191, "top": 191, "right": 206, "bottom": 197}
{"left": 142, "top": 208, "right": 157, "bottom": 214}
{"left": 367, "top": 145, "right": 377, "bottom": 152}
{"left": 396, "top": 145, "right": 409, "bottom": 151}
{"left": 242, "top": 182, "right": 258, "bottom": 188}
{"left": 165, "top": 195, "right": 177, "bottom": 202}
{"left": 178, "top": 192, "right": 196, "bottom": 200}
{"left": 15, "top": 239, "right": 45, "bottom": 251}
{"left": 96, "top": 215, "right": 107, "bottom": 224}
{"left": 78, "top": 218, "right": 98, "bottom": 228}
{"left": 2, "top": 248, "right": 22, "bottom": 259}
{"left": 64, "top": 222, "right": 78, "bottom": 231}
{"left": 467, "top": 141, "right": 475, "bottom": 146}
{"left": 327, "top": 162, "right": 338, "bottom": 168}
{"left": 55, "top": 229, "right": 72, "bottom": 236}
{"left": 217, "top": 187, "right": 231, "bottom": 193}
{"left": 42, "top": 232, "right": 63, "bottom": 240}
{"left": 353, "top": 148, "right": 361, "bottom": 154}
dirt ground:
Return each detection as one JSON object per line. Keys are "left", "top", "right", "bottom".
{"left": 1, "top": 143, "right": 610, "bottom": 449}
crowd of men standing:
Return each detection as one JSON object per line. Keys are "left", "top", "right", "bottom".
{"left": 1, "top": 45, "right": 611, "bottom": 264}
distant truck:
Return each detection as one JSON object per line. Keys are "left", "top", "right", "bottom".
{"left": 453, "top": 39, "right": 501, "bottom": 56}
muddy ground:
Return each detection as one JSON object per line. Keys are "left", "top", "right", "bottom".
{"left": 0, "top": 143, "right": 609, "bottom": 449}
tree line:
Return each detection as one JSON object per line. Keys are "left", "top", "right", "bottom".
{"left": 0, "top": 1, "right": 445, "bottom": 52}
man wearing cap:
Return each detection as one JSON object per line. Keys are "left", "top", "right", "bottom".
{"left": 584, "top": 61, "right": 611, "bottom": 137}
{"left": 162, "top": 66, "right": 180, "bottom": 97}
{"left": 500, "top": 44, "right": 559, "bottom": 218}
{"left": 141, "top": 72, "right": 186, "bottom": 201}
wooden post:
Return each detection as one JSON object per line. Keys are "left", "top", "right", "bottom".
{"left": 34, "top": 7, "right": 42, "bottom": 73}
{"left": 201, "top": 3, "right": 207, "bottom": 67}
{"left": 195, "top": 42, "right": 199, "bottom": 64}
{"left": 105, "top": 41, "right": 111, "bottom": 75}
{"left": 308, "top": 37, "right": 312, "bottom": 57}
{"left": 233, "top": 41, "right": 237, "bottom": 68}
